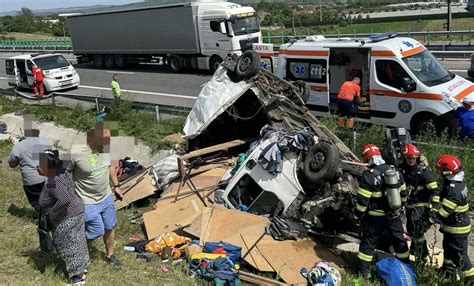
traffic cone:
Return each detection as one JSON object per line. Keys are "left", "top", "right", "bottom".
{"left": 337, "top": 117, "right": 346, "bottom": 127}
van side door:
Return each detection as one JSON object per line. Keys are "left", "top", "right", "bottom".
{"left": 370, "top": 56, "right": 417, "bottom": 128}
{"left": 26, "top": 60, "right": 35, "bottom": 86}
{"left": 284, "top": 48, "right": 330, "bottom": 113}
{"left": 5, "top": 59, "right": 19, "bottom": 87}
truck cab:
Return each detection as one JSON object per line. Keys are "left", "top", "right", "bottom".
{"left": 268, "top": 33, "right": 474, "bottom": 135}
{"left": 6, "top": 53, "right": 80, "bottom": 93}
{"left": 197, "top": 1, "right": 261, "bottom": 72}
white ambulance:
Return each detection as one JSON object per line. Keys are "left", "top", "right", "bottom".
{"left": 5, "top": 53, "right": 80, "bottom": 94}
{"left": 254, "top": 33, "right": 474, "bottom": 135}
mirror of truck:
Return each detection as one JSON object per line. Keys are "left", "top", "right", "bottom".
{"left": 401, "top": 77, "right": 416, "bottom": 93}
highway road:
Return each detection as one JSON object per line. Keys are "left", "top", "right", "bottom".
{"left": 0, "top": 56, "right": 472, "bottom": 108}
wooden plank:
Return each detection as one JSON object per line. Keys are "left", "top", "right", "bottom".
{"left": 115, "top": 173, "right": 155, "bottom": 210}
{"left": 180, "top": 139, "right": 247, "bottom": 161}
{"left": 239, "top": 270, "right": 286, "bottom": 285}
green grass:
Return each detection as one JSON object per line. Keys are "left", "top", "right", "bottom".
{"left": 0, "top": 96, "right": 186, "bottom": 153}
{"left": 0, "top": 140, "right": 195, "bottom": 285}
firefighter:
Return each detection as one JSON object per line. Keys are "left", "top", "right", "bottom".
{"left": 434, "top": 155, "right": 473, "bottom": 284}
{"left": 399, "top": 143, "right": 439, "bottom": 261}
{"left": 32, "top": 65, "right": 45, "bottom": 96}
{"left": 355, "top": 144, "right": 409, "bottom": 276}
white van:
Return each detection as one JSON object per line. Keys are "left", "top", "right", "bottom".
{"left": 6, "top": 53, "right": 80, "bottom": 93}
{"left": 254, "top": 33, "right": 474, "bottom": 134}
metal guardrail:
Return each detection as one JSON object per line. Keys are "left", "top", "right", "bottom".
{"left": 0, "top": 38, "right": 73, "bottom": 50}
{"left": 264, "top": 29, "right": 474, "bottom": 46}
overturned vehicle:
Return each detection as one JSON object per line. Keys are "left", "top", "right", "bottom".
{"left": 182, "top": 51, "right": 369, "bottom": 237}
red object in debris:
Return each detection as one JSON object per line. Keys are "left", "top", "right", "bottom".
{"left": 129, "top": 235, "right": 142, "bottom": 242}
{"left": 211, "top": 247, "right": 227, "bottom": 255}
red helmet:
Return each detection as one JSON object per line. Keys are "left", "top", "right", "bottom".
{"left": 435, "top": 155, "right": 462, "bottom": 175}
{"left": 402, "top": 144, "right": 421, "bottom": 158}
{"left": 362, "top": 144, "right": 381, "bottom": 162}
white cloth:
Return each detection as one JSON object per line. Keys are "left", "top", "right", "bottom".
{"left": 368, "top": 155, "right": 386, "bottom": 166}
{"left": 446, "top": 170, "right": 464, "bottom": 182}
{"left": 462, "top": 93, "right": 474, "bottom": 103}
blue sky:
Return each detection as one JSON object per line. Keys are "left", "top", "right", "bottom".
{"left": 0, "top": 0, "right": 141, "bottom": 12}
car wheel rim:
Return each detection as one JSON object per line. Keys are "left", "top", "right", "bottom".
{"left": 310, "top": 152, "right": 326, "bottom": 171}
{"left": 239, "top": 57, "right": 251, "bottom": 72}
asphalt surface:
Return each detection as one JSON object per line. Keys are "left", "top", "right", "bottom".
{"left": 0, "top": 57, "right": 471, "bottom": 107}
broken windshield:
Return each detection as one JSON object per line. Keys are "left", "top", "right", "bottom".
{"left": 231, "top": 14, "right": 260, "bottom": 36}
{"left": 33, "top": 55, "right": 70, "bottom": 70}
{"left": 402, "top": 49, "right": 454, "bottom": 87}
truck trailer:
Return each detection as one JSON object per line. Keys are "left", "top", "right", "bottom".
{"left": 67, "top": 0, "right": 261, "bottom": 72}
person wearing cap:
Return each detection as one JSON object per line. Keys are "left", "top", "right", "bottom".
{"left": 455, "top": 94, "right": 474, "bottom": 139}
{"left": 336, "top": 77, "right": 361, "bottom": 128}
{"left": 434, "top": 155, "right": 473, "bottom": 284}
{"left": 399, "top": 143, "right": 439, "bottom": 262}
{"left": 354, "top": 144, "right": 409, "bottom": 276}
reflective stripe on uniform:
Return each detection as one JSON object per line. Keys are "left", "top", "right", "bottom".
{"left": 396, "top": 251, "right": 410, "bottom": 259}
{"left": 463, "top": 268, "right": 474, "bottom": 277}
{"left": 431, "top": 195, "right": 440, "bottom": 203}
{"left": 426, "top": 182, "right": 438, "bottom": 189}
{"left": 357, "top": 188, "right": 372, "bottom": 198}
{"left": 455, "top": 204, "right": 469, "bottom": 213}
{"left": 442, "top": 198, "right": 457, "bottom": 209}
{"left": 372, "top": 191, "right": 382, "bottom": 198}
{"left": 402, "top": 197, "right": 407, "bottom": 203}
{"left": 439, "top": 207, "right": 450, "bottom": 218}
{"left": 441, "top": 224, "right": 471, "bottom": 235}
{"left": 357, "top": 252, "right": 373, "bottom": 262}
{"left": 368, "top": 209, "right": 385, "bottom": 216}
{"left": 400, "top": 183, "right": 407, "bottom": 191}
{"left": 356, "top": 203, "right": 367, "bottom": 212}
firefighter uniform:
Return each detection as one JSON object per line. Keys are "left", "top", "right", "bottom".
{"left": 437, "top": 177, "right": 473, "bottom": 281}
{"left": 355, "top": 164, "right": 410, "bottom": 275}
{"left": 400, "top": 161, "right": 440, "bottom": 258}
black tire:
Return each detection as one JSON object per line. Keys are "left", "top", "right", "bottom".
{"left": 167, "top": 55, "right": 181, "bottom": 73}
{"left": 94, "top": 55, "right": 104, "bottom": 68}
{"left": 411, "top": 114, "right": 438, "bottom": 136}
{"left": 114, "top": 55, "right": 126, "bottom": 69}
{"left": 209, "top": 55, "right": 223, "bottom": 74}
{"left": 104, "top": 55, "right": 115, "bottom": 69}
{"left": 303, "top": 142, "right": 340, "bottom": 185}
{"left": 234, "top": 50, "right": 260, "bottom": 80}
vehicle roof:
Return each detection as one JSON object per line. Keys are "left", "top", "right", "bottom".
{"left": 280, "top": 36, "right": 426, "bottom": 58}
{"left": 8, "top": 53, "right": 61, "bottom": 60}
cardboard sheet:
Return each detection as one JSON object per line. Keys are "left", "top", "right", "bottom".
{"left": 143, "top": 168, "right": 227, "bottom": 240}
{"left": 115, "top": 173, "right": 155, "bottom": 210}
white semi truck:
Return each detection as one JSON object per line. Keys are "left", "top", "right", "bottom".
{"left": 67, "top": 0, "right": 261, "bottom": 73}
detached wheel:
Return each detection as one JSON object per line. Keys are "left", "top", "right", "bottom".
{"left": 303, "top": 142, "right": 340, "bottom": 185}
{"left": 209, "top": 55, "right": 223, "bottom": 74}
{"left": 94, "top": 55, "right": 104, "bottom": 68}
{"left": 234, "top": 50, "right": 260, "bottom": 80}
{"left": 167, "top": 55, "right": 181, "bottom": 73}
{"left": 114, "top": 55, "right": 126, "bottom": 69}
{"left": 104, "top": 55, "right": 115, "bottom": 69}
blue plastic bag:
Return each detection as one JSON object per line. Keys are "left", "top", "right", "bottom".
{"left": 376, "top": 257, "right": 416, "bottom": 286}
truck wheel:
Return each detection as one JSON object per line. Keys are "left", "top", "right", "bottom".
{"left": 114, "top": 55, "right": 126, "bottom": 69}
{"left": 104, "top": 55, "right": 115, "bottom": 69}
{"left": 303, "top": 142, "right": 340, "bottom": 185}
{"left": 94, "top": 55, "right": 104, "bottom": 68}
{"left": 209, "top": 56, "right": 223, "bottom": 74}
{"left": 234, "top": 50, "right": 260, "bottom": 80}
{"left": 167, "top": 55, "right": 181, "bottom": 73}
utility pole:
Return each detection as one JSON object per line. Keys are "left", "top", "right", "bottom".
{"left": 447, "top": 0, "right": 452, "bottom": 31}
{"left": 319, "top": 0, "right": 322, "bottom": 22}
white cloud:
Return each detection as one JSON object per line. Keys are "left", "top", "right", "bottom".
{"left": 0, "top": 0, "right": 141, "bottom": 12}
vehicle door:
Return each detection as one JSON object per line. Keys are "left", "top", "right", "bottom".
{"left": 284, "top": 48, "right": 329, "bottom": 113}
{"left": 200, "top": 18, "right": 232, "bottom": 54}
{"left": 26, "top": 60, "right": 35, "bottom": 86}
{"left": 5, "top": 59, "right": 19, "bottom": 87}
{"left": 370, "top": 55, "right": 417, "bottom": 128}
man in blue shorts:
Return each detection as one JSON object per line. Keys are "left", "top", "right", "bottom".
{"left": 67, "top": 122, "right": 124, "bottom": 269}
